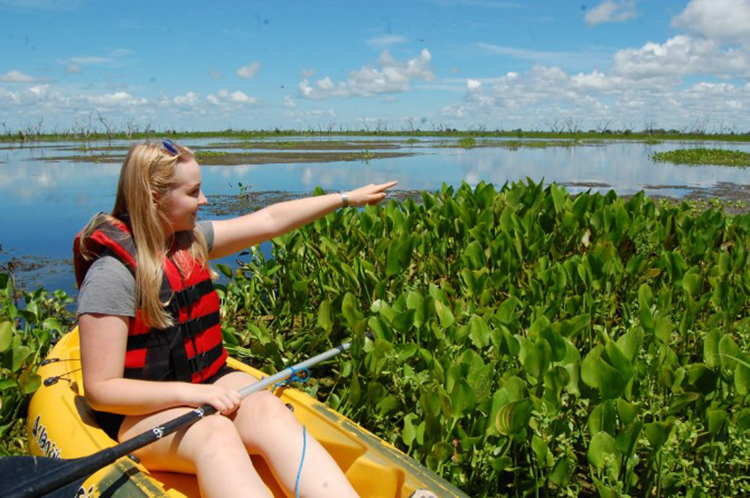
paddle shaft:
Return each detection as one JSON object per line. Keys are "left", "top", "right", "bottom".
{"left": 6, "top": 341, "right": 351, "bottom": 498}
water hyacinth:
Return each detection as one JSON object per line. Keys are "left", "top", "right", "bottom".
{"left": 219, "top": 180, "right": 750, "bottom": 497}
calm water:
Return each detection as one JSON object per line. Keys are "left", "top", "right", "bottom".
{"left": 2, "top": 137, "right": 750, "bottom": 294}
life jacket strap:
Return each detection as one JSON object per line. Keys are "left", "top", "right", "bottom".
{"left": 170, "top": 280, "right": 215, "bottom": 311}
{"left": 187, "top": 344, "right": 226, "bottom": 377}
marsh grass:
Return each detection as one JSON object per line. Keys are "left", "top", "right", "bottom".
{"left": 651, "top": 148, "right": 750, "bottom": 167}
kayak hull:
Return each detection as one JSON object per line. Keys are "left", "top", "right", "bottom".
{"left": 27, "top": 329, "right": 468, "bottom": 498}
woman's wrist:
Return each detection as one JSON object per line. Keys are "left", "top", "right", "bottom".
{"left": 339, "top": 192, "right": 350, "bottom": 208}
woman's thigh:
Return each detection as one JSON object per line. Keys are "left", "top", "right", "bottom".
{"left": 118, "top": 406, "right": 239, "bottom": 474}
{"left": 213, "top": 371, "right": 300, "bottom": 451}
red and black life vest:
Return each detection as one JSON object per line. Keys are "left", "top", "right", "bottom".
{"left": 73, "top": 217, "right": 227, "bottom": 383}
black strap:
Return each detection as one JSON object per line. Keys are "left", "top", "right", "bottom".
{"left": 126, "top": 311, "right": 220, "bottom": 351}
{"left": 169, "top": 280, "right": 215, "bottom": 312}
{"left": 187, "top": 344, "right": 226, "bottom": 376}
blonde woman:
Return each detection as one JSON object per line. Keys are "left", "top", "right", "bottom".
{"left": 74, "top": 140, "right": 396, "bottom": 498}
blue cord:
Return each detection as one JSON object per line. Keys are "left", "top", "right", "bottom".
{"left": 273, "top": 366, "right": 312, "bottom": 392}
{"left": 295, "top": 425, "right": 307, "bottom": 498}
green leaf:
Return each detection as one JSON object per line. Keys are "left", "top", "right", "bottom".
{"left": 18, "top": 372, "right": 41, "bottom": 395}
{"left": 214, "top": 263, "right": 233, "bottom": 278}
{"left": 524, "top": 339, "right": 552, "bottom": 381}
{"left": 539, "top": 328, "right": 566, "bottom": 363}
{"left": 549, "top": 457, "right": 571, "bottom": 486}
{"left": 341, "top": 292, "right": 363, "bottom": 328}
{"left": 434, "top": 300, "right": 455, "bottom": 329}
{"left": 581, "top": 345, "right": 604, "bottom": 389}
{"left": 531, "top": 434, "right": 549, "bottom": 463}
{"left": 604, "top": 340, "right": 634, "bottom": 383}
{"left": 0, "top": 321, "right": 13, "bottom": 353}
{"left": 616, "top": 421, "right": 643, "bottom": 459}
{"left": 594, "top": 358, "right": 627, "bottom": 399}
{"left": 11, "top": 345, "right": 31, "bottom": 372}
{"left": 588, "top": 432, "right": 620, "bottom": 470}
{"left": 392, "top": 309, "right": 415, "bottom": 333}
{"left": 645, "top": 421, "right": 672, "bottom": 451}
{"left": 718, "top": 335, "right": 741, "bottom": 371}
{"left": 682, "top": 273, "right": 702, "bottom": 298}
{"left": 451, "top": 379, "right": 475, "bottom": 419}
{"left": 402, "top": 413, "right": 419, "bottom": 447}
{"left": 588, "top": 400, "right": 617, "bottom": 437}
{"left": 616, "top": 326, "right": 644, "bottom": 362}
{"left": 616, "top": 399, "right": 639, "bottom": 425}
{"left": 495, "top": 398, "right": 533, "bottom": 435}
{"left": 735, "top": 361, "right": 750, "bottom": 395}
{"left": 349, "top": 372, "right": 362, "bottom": 405}
{"left": 469, "top": 316, "right": 491, "bottom": 349}
{"left": 707, "top": 409, "right": 729, "bottom": 435}
{"left": 463, "top": 240, "right": 487, "bottom": 270}
{"left": 703, "top": 329, "right": 722, "bottom": 368}
{"left": 317, "top": 299, "right": 333, "bottom": 334}
{"left": 667, "top": 392, "right": 701, "bottom": 415}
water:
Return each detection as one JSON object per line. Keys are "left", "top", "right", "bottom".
{"left": 2, "top": 137, "right": 750, "bottom": 294}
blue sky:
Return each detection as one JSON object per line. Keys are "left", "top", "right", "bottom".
{"left": 1, "top": 0, "right": 749, "bottom": 132}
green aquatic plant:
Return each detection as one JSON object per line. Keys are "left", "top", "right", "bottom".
{"left": 218, "top": 181, "right": 750, "bottom": 497}
{"left": 652, "top": 148, "right": 750, "bottom": 167}
{"left": 0, "top": 273, "right": 74, "bottom": 455}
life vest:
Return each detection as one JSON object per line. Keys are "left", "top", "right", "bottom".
{"left": 73, "top": 216, "right": 227, "bottom": 383}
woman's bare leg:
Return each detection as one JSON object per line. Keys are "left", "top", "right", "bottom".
{"left": 119, "top": 407, "right": 272, "bottom": 498}
{"left": 215, "top": 372, "right": 359, "bottom": 498}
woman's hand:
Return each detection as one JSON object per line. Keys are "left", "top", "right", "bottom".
{"left": 179, "top": 383, "right": 242, "bottom": 416}
{"left": 344, "top": 181, "right": 398, "bottom": 207}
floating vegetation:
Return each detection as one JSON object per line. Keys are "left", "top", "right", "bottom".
{"left": 216, "top": 180, "right": 750, "bottom": 496}
{"left": 440, "top": 139, "right": 602, "bottom": 150}
{"left": 651, "top": 148, "right": 750, "bottom": 167}
{"left": 204, "top": 140, "right": 404, "bottom": 151}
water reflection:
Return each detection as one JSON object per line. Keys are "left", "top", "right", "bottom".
{"left": 2, "top": 138, "right": 750, "bottom": 293}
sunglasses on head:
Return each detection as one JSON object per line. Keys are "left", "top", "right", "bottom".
{"left": 161, "top": 139, "right": 179, "bottom": 156}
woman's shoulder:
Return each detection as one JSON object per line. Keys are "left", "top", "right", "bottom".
{"left": 77, "top": 255, "right": 136, "bottom": 317}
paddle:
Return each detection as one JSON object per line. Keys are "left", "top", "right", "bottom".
{"left": 0, "top": 340, "right": 352, "bottom": 498}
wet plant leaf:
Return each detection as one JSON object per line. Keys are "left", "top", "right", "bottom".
{"left": 495, "top": 398, "right": 533, "bottom": 435}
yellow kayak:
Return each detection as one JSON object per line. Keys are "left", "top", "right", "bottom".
{"left": 27, "top": 328, "right": 468, "bottom": 497}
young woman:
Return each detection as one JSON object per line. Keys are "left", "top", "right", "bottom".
{"left": 74, "top": 140, "right": 396, "bottom": 497}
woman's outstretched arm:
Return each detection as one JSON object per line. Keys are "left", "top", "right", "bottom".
{"left": 209, "top": 181, "right": 396, "bottom": 259}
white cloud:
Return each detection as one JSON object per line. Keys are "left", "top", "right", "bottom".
{"left": 173, "top": 92, "right": 200, "bottom": 106}
{"left": 283, "top": 95, "right": 297, "bottom": 108}
{"left": 86, "top": 91, "right": 148, "bottom": 107}
{"left": 207, "top": 89, "right": 257, "bottom": 107}
{"left": 672, "top": 0, "right": 750, "bottom": 42}
{"left": 237, "top": 62, "right": 260, "bottom": 79}
{"left": 585, "top": 1, "right": 638, "bottom": 26}
{"left": 477, "top": 43, "right": 611, "bottom": 69}
{"left": 0, "top": 70, "right": 35, "bottom": 82}
{"left": 467, "top": 79, "right": 482, "bottom": 90}
{"left": 298, "top": 49, "right": 436, "bottom": 99}
{"left": 367, "top": 35, "right": 409, "bottom": 47}
{"left": 67, "top": 56, "right": 114, "bottom": 65}
{"left": 612, "top": 35, "right": 750, "bottom": 78}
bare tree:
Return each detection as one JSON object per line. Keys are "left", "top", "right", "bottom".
{"left": 97, "top": 111, "right": 115, "bottom": 140}
{"left": 595, "top": 119, "right": 612, "bottom": 133}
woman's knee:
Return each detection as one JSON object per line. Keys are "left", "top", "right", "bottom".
{"left": 234, "top": 391, "right": 298, "bottom": 439}
{"left": 182, "top": 414, "right": 245, "bottom": 460}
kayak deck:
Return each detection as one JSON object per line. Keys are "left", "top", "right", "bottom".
{"left": 27, "top": 329, "right": 468, "bottom": 497}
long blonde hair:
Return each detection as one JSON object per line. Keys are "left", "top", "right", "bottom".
{"left": 79, "top": 141, "right": 211, "bottom": 329}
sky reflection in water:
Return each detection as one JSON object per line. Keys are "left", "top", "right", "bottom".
{"left": 2, "top": 138, "right": 750, "bottom": 293}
